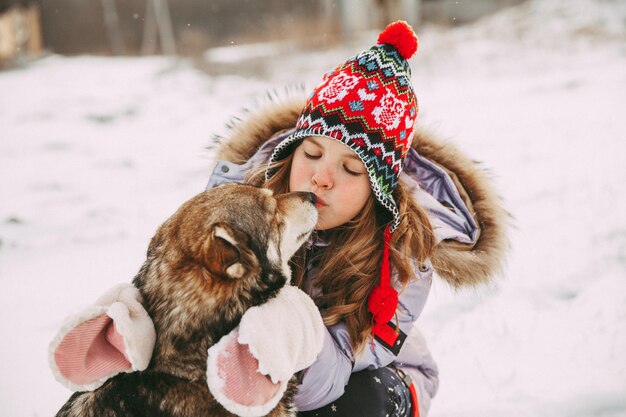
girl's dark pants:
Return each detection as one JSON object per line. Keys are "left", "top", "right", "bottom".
{"left": 298, "top": 367, "right": 414, "bottom": 417}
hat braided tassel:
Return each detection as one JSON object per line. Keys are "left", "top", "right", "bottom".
{"left": 368, "top": 225, "right": 399, "bottom": 344}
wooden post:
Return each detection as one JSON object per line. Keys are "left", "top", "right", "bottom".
{"left": 0, "top": 4, "right": 43, "bottom": 65}
{"left": 100, "top": 0, "right": 126, "bottom": 55}
{"left": 153, "top": 0, "right": 176, "bottom": 55}
{"left": 339, "top": 0, "right": 373, "bottom": 40}
{"left": 0, "top": 9, "right": 17, "bottom": 63}
{"left": 141, "top": 0, "right": 158, "bottom": 54}
{"left": 375, "top": 0, "right": 421, "bottom": 28}
{"left": 400, "top": 0, "right": 421, "bottom": 27}
{"left": 320, "top": 0, "right": 338, "bottom": 42}
{"left": 25, "top": 4, "right": 43, "bottom": 54}
{"left": 141, "top": 0, "right": 176, "bottom": 55}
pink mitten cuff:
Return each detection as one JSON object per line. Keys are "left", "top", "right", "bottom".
{"left": 48, "top": 283, "right": 156, "bottom": 391}
{"left": 205, "top": 286, "right": 325, "bottom": 416}
{"left": 207, "top": 328, "right": 288, "bottom": 417}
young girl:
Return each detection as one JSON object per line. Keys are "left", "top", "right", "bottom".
{"left": 50, "top": 21, "right": 508, "bottom": 417}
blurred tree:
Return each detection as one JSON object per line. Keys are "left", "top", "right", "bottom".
{"left": 421, "top": 0, "right": 525, "bottom": 26}
{"left": 375, "top": 0, "right": 421, "bottom": 28}
{"left": 36, "top": 0, "right": 526, "bottom": 56}
{"left": 100, "top": 0, "right": 125, "bottom": 54}
{"left": 0, "top": 0, "right": 42, "bottom": 66}
{"left": 335, "top": 0, "right": 421, "bottom": 39}
{"left": 141, "top": 0, "right": 175, "bottom": 55}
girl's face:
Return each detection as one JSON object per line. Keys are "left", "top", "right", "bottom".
{"left": 289, "top": 137, "right": 372, "bottom": 230}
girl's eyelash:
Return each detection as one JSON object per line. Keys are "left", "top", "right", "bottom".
{"left": 303, "top": 149, "right": 363, "bottom": 175}
{"left": 344, "top": 166, "right": 363, "bottom": 176}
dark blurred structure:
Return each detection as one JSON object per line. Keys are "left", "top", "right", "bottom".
{"left": 0, "top": 0, "right": 42, "bottom": 66}
{"left": 39, "top": 0, "right": 338, "bottom": 55}
{"left": 35, "top": 0, "right": 527, "bottom": 56}
{"left": 423, "top": 0, "right": 526, "bottom": 25}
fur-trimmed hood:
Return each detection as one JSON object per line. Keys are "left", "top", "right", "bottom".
{"left": 210, "top": 96, "right": 509, "bottom": 288}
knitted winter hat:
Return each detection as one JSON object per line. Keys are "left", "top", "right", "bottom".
{"left": 267, "top": 20, "right": 419, "bottom": 233}
{"left": 266, "top": 21, "right": 420, "bottom": 345}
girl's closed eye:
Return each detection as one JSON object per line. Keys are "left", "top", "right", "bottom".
{"left": 344, "top": 164, "right": 365, "bottom": 176}
{"left": 304, "top": 151, "right": 321, "bottom": 160}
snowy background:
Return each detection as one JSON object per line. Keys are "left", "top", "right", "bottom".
{"left": 1, "top": 0, "right": 625, "bottom": 416}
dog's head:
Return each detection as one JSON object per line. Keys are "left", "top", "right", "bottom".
{"left": 134, "top": 184, "right": 317, "bottom": 346}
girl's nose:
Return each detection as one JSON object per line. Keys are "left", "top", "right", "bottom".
{"left": 311, "top": 166, "right": 333, "bottom": 189}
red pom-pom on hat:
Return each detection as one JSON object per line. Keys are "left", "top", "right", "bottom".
{"left": 377, "top": 20, "right": 418, "bottom": 60}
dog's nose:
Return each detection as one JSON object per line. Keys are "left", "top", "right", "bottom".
{"left": 303, "top": 192, "right": 317, "bottom": 205}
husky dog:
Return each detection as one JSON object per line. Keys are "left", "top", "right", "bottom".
{"left": 56, "top": 184, "right": 318, "bottom": 417}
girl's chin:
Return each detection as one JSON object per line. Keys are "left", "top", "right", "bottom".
{"left": 314, "top": 218, "right": 330, "bottom": 231}
{"left": 314, "top": 218, "right": 337, "bottom": 231}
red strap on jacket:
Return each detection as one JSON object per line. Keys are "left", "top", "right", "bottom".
{"left": 374, "top": 320, "right": 399, "bottom": 346}
{"left": 397, "top": 368, "right": 420, "bottom": 417}
{"left": 409, "top": 383, "right": 420, "bottom": 417}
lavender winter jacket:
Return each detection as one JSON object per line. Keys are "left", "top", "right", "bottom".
{"left": 206, "top": 97, "right": 508, "bottom": 414}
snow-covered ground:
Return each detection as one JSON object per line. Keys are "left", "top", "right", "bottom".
{"left": 1, "top": 0, "right": 625, "bottom": 415}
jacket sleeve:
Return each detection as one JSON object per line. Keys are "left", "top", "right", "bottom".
{"left": 396, "top": 326, "right": 440, "bottom": 417}
{"left": 294, "top": 263, "right": 433, "bottom": 411}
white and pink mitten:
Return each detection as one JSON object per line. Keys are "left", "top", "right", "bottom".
{"left": 206, "top": 285, "right": 325, "bottom": 417}
{"left": 48, "top": 283, "right": 156, "bottom": 391}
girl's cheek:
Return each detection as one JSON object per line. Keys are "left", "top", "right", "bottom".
{"left": 289, "top": 171, "right": 299, "bottom": 191}
{"left": 289, "top": 163, "right": 309, "bottom": 191}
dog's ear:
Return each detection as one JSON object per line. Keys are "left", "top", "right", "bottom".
{"left": 206, "top": 223, "right": 246, "bottom": 279}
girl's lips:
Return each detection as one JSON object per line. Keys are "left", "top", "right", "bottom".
{"left": 315, "top": 195, "right": 327, "bottom": 207}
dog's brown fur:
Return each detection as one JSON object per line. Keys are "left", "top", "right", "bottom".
{"left": 56, "top": 184, "right": 317, "bottom": 417}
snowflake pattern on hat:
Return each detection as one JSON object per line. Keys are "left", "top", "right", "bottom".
{"left": 317, "top": 73, "right": 361, "bottom": 104}
{"left": 373, "top": 88, "right": 407, "bottom": 131}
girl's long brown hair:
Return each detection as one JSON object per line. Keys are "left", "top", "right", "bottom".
{"left": 248, "top": 145, "right": 436, "bottom": 352}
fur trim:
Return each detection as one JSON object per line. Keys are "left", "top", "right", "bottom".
{"left": 105, "top": 303, "right": 155, "bottom": 371}
{"left": 411, "top": 131, "right": 511, "bottom": 287}
{"left": 209, "top": 95, "right": 510, "bottom": 288}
